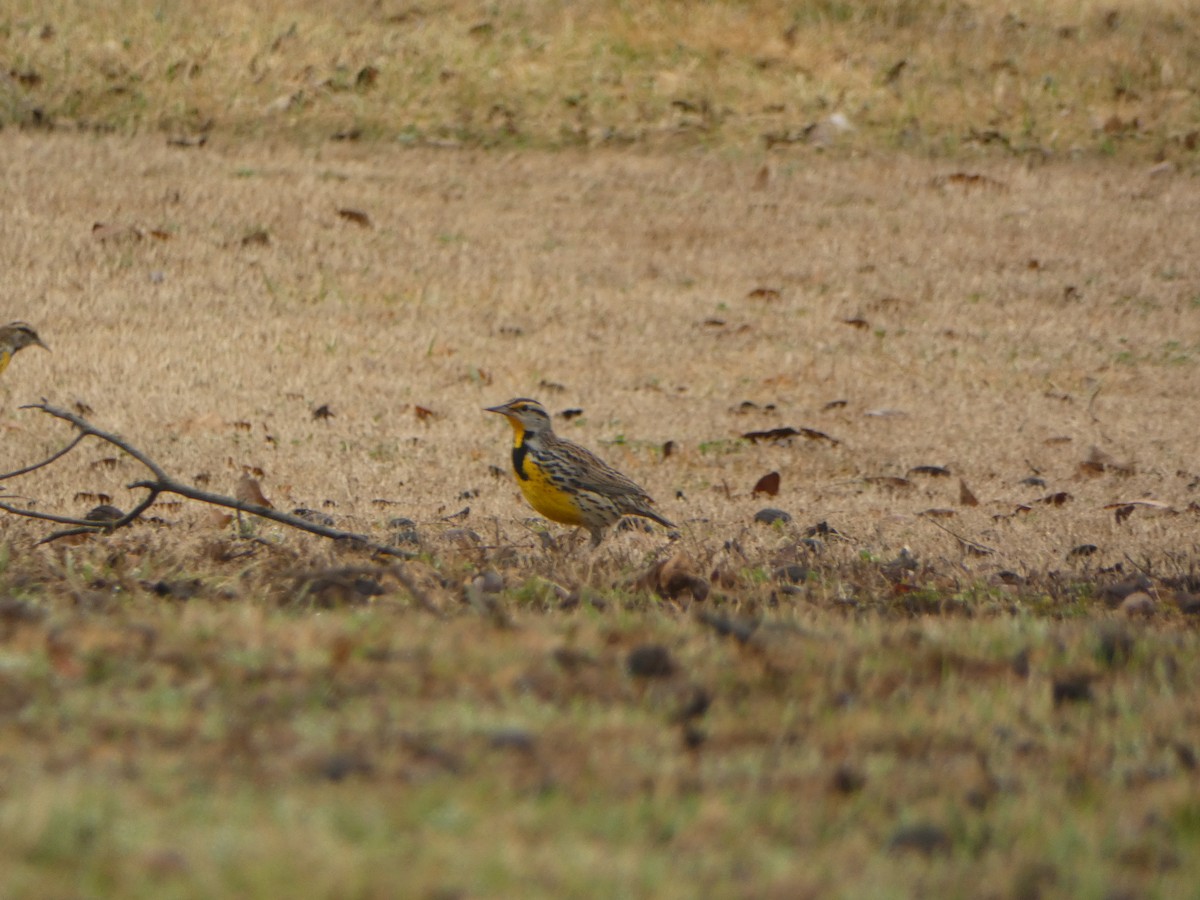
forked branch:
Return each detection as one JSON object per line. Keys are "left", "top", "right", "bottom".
{"left": 1, "top": 401, "right": 428, "bottom": 601}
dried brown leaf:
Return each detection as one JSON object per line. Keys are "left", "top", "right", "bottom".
{"left": 236, "top": 474, "right": 273, "bottom": 509}
{"left": 337, "top": 207, "right": 372, "bottom": 228}
{"left": 241, "top": 229, "right": 270, "bottom": 247}
{"left": 1038, "top": 492, "right": 1073, "bottom": 506}
{"left": 799, "top": 427, "right": 840, "bottom": 444}
{"left": 746, "top": 287, "right": 781, "bottom": 301}
{"left": 752, "top": 472, "right": 781, "bottom": 497}
{"left": 742, "top": 427, "right": 798, "bottom": 443}
{"left": 959, "top": 479, "right": 979, "bottom": 507}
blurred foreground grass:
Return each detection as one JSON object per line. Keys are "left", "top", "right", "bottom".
{"left": 1, "top": 542, "right": 1198, "bottom": 897}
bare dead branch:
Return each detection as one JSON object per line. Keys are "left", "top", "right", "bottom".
{"left": 33, "top": 486, "right": 165, "bottom": 545}
{"left": 127, "top": 477, "right": 414, "bottom": 558}
{"left": 21, "top": 400, "right": 170, "bottom": 481}
{"left": 0, "top": 501, "right": 104, "bottom": 528}
{"left": 2, "top": 401, "right": 428, "bottom": 606}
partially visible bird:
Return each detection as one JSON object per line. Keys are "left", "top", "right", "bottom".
{"left": 486, "top": 397, "right": 674, "bottom": 546}
{"left": 0, "top": 322, "right": 48, "bottom": 378}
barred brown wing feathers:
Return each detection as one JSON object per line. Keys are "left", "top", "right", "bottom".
{"left": 551, "top": 437, "right": 650, "bottom": 498}
{"left": 551, "top": 436, "right": 675, "bottom": 528}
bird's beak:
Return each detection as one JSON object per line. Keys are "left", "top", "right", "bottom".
{"left": 484, "top": 404, "right": 508, "bottom": 415}
{"left": 35, "top": 337, "right": 49, "bottom": 352}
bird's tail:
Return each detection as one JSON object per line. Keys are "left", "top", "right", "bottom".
{"left": 640, "top": 509, "right": 676, "bottom": 530}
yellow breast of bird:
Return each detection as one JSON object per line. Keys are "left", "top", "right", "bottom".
{"left": 515, "top": 448, "right": 588, "bottom": 527}
{"left": 0, "top": 351, "right": 10, "bottom": 376}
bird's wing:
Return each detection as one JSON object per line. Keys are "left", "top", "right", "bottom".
{"left": 556, "top": 440, "right": 653, "bottom": 500}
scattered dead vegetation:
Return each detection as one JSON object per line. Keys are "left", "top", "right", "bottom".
{"left": 0, "top": 0, "right": 1198, "bottom": 159}
{"left": 0, "top": 27, "right": 1199, "bottom": 886}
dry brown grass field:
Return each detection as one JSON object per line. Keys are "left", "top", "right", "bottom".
{"left": 1, "top": 2, "right": 1200, "bottom": 898}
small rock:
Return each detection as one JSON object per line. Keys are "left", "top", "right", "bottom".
{"left": 887, "top": 822, "right": 951, "bottom": 856}
{"left": 1052, "top": 672, "right": 1094, "bottom": 706}
{"left": 319, "top": 752, "right": 374, "bottom": 782}
{"left": 674, "top": 686, "right": 712, "bottom": 723}
{"left": 473, "top": 570, "right": 504, "bottom": 594}
{"left": 754, "top": 508, "right": 792, "bottom": 525}
{"left": 1174, "top": 742, "right": 1197, "bottom": 771}
{"left": 774, "top": 564, "right": 807, "bottom": 584}
{"left": 1119, "top": 592, "right": 1155, "bottom": 618}
{"left": 1175, "top": 592, "right": 1200, "bottom": 615}
{"left": 1098, "top": 575, "right": 1152, "bottom": 608}
{"left": 682, "top": 724, "right": 706, "bottom": 750}
{"left": 831, "top": 764, "right": 866, "bottom": 795}
{"left": 147, "top": 579, "right": 204, "bottom": 601}
{"left": 627, "top": 644, "right": 676, "bottom": 679}
{"left": 658, "top": 554, "right": 710, "bottom": 601}
{"left": 0, "top": 598, "right": 47, "bottom": 625}
{"left": 487, "top": 728, "right": 536, "bottom": 753}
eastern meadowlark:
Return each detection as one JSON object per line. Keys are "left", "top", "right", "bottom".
{"left": 486, "top": 397, "right": 674, "bottom": 546}
{"left": 0, "top": 321, "right": 48, "bottom": 377}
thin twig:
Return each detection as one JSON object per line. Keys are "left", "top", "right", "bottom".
{"left": 1, "top": 402, "right": 428, "bottom": 607}
{"left": 32, "top": 486, "right": 165, "bottom": 544}
{"left": 921, "top": 515, "right": 996, "bottom": 556}
{"left": 0, "top": 431, "right": 87, "bottom": 481}
{"left": 22, "top": 401, "right": 169, "bottom": 481}
{"left": 127, "top": 478, "right": 413, "bottom": 558}
{"left": 0, "top": 501, "right": 104, "bottom": 527}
